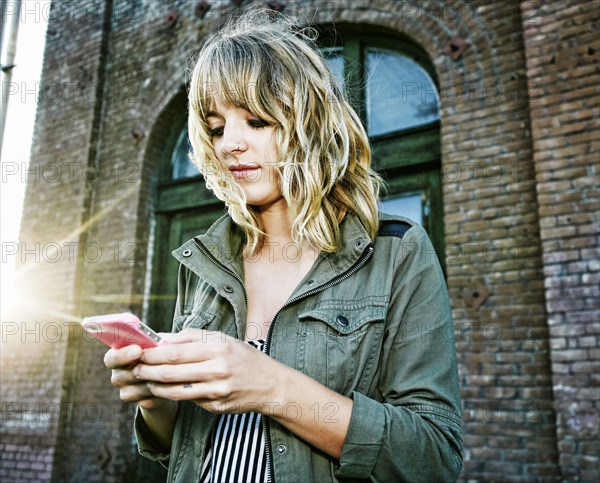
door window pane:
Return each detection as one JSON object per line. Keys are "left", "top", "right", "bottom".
{"left": 322, "top": 47, "right": 345, "bottom": 91}
{"left": 366, "top": 48, "right": 439, "bottom": 136}
{"left": 171, "top": 129, "right": 198, "bottom": 179}
{"left": 380, "top": 193, "right": 423, "bottom": 225}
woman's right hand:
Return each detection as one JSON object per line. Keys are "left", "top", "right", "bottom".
{"left": 104, "top": 345, "right": 166, "bottom": 410}
{"left": 105, "top": 344, "right": 178, "bottom": 450}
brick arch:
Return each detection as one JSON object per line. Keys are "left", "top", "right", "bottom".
{"left": 289, "top": 0, "right": 501, "bottom": 119}
{"left": 165, "top": 1, "right": 500, "bottom": 114}
{"left": 133, "top": 84, "right": 188, "bottom": 316}
{"left": 137, "top": 84, "right": 188, "bottom": 186}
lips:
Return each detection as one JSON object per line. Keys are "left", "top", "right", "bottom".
{"left": 229, "top": 163, "right": 260, "bottom": 180}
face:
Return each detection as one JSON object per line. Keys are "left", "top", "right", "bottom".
{"left": 206, "top": 97, "right": 284, "bottom": 210}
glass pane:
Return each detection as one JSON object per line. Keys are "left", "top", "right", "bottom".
{"left": 322, "top": 48, "right": 345, "bottom": 91}
{"left": 366, "top": 48, "right": 439, "bottom": 136}
{"left": 380, "top": 193, "right": 423, "bottom": 225}
{"left": 171, "top": 129, "right": 199, "bottom": 180}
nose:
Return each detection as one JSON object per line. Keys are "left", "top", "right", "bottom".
{"left": 220, "top": 127, "right": 246, "bottom": 156}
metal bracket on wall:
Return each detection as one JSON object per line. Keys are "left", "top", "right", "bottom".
{"left": 195, "top": 1, "right": 211, "bottom": 18}
{"left": 165, "top": 10, "right": 178, "bottom": 27}
{"left": 462, "top": 280, "right": 490, "bottom": 309}
{"left": 443, "top": 35, "right": 470, "bottom": 61}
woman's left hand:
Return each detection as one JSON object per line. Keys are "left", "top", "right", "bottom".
{"left": 135, "top": 327, "right": 353, "bottom": 458}
{"left": 133, "top": 328, "right": 282, "bottom": 414}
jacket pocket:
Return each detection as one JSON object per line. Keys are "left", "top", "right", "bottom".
{"left": 298, "top": 296, "right": 387, "bottom": 395}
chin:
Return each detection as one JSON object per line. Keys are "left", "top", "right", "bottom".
{"left": 245, "top": 194, "right": 287, "bottom": 210}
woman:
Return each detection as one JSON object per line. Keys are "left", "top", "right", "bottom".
{"left": 104, "top": 7, "right": 462, "bottom": 483}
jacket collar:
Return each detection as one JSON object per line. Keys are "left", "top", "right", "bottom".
{"left": 172, "top": 213, "right": 373, "bottom": 295}
{"left": 171, "top": 214, "right": 244, "bottom": 287}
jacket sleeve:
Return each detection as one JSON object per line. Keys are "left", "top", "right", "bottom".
{"left": 134, "top": 406, "right": 172, "bottom": 466}
{"left": 133, "top": 264, "right": 190, "bottom": 465}
{"left": 336, "top": 225, "right": 463, "bottom": 482}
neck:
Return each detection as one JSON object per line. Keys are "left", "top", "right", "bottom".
{"left": 253, "top": 201, "right": 295, "bottom": 244}
{"left": 250, "top": 202, "right": 319, "bottom": 262}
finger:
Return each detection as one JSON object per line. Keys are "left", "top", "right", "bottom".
{"left": 111, "top": 368, "right": 138, "bottom": 388}
{"left": 119, "top": 382, "right": 154, "bottom": 403}
{"left": 104, "top": 345, "right": 143, "bottom": 369}
{"left": 137, "top": 397, "right": 166, "bottom": 410}
{"left": 146, "top": 380, "right": 227, "bottom": 402}
{"left": 169, "top": 328, "right": 229, "bottom": 345}
{"left": 140, "top": 339, "right": 217, "bottom": 365}
{"left": 133, "top": 360, "right": 219, "bottom": 384}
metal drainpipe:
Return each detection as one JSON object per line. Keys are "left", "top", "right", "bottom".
{"left": 0, "top": 1, "right": 6, "bottom": 58}
{"left": 0, "top": 0, "right": 22, "bottom": 157}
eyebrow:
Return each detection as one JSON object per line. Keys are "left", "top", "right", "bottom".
{"left": 205, "top": 110, "right": 220, "bottom": 119}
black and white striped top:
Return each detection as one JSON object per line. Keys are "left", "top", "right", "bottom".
{"left": 200, "top": 339, "right": 270, "bottom": 483}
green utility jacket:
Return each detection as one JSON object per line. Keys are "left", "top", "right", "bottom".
{"left": 135, "top": 213, "right": 463, "bottom": 482}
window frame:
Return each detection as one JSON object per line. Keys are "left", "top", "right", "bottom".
{"left": 317, "top": 28, "right": 445, "bottom": 267}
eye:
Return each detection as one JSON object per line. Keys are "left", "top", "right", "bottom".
{"left": 209, "top": 126, "right": 224, "bottom": 138}
{"left": 248, "top": 118, "right": 269, "bottom": 129}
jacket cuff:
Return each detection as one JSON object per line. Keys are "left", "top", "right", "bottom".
{"left": 134, "top": 406, "right": 170, "bottom": 466}
{"left": 336, "top": 391, "right": 385, "bottom": 479}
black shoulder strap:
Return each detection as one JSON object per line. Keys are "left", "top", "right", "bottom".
{"left": 377, "top": 219, "right": 413, "bottom": 238}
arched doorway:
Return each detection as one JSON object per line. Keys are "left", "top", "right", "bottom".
{"left": 147, "top": 28, "right": 444, "bottom": 331}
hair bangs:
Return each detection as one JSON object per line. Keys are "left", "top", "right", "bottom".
{"left": 196, "top": 39, "right": 282, "bottom": 127}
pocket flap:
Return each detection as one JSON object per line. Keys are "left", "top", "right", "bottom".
{"left": 299, "top": 297, "right": 387, "bottom": 335}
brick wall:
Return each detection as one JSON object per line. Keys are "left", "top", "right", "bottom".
{"left": 429, "top": 1, "right": 559, "bottom": 479}
{"left": 520, "top": 1, "right": 600, "bottom": 481}
{"left": 1, "top": 1, "right": 598, "bottom": 482}
{"left": 1, "top": 1, "right": 114, "bottom": 481}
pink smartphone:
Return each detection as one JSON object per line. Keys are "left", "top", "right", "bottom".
{"left": 82, "top": 312, "right": 170, "bottom": 349}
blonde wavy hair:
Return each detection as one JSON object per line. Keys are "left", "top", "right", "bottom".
{"left": 188, "top": 7, "right": 381, "bottom": 255}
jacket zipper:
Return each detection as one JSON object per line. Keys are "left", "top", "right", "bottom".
{"left": 261, "top": 242, "right": 374, "bottom": 483}
{"left": 193, "top": 238, "right": 374, "bottom": 483}
{"left": 263, "top": 243, "right": 374, "bottom": 355}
